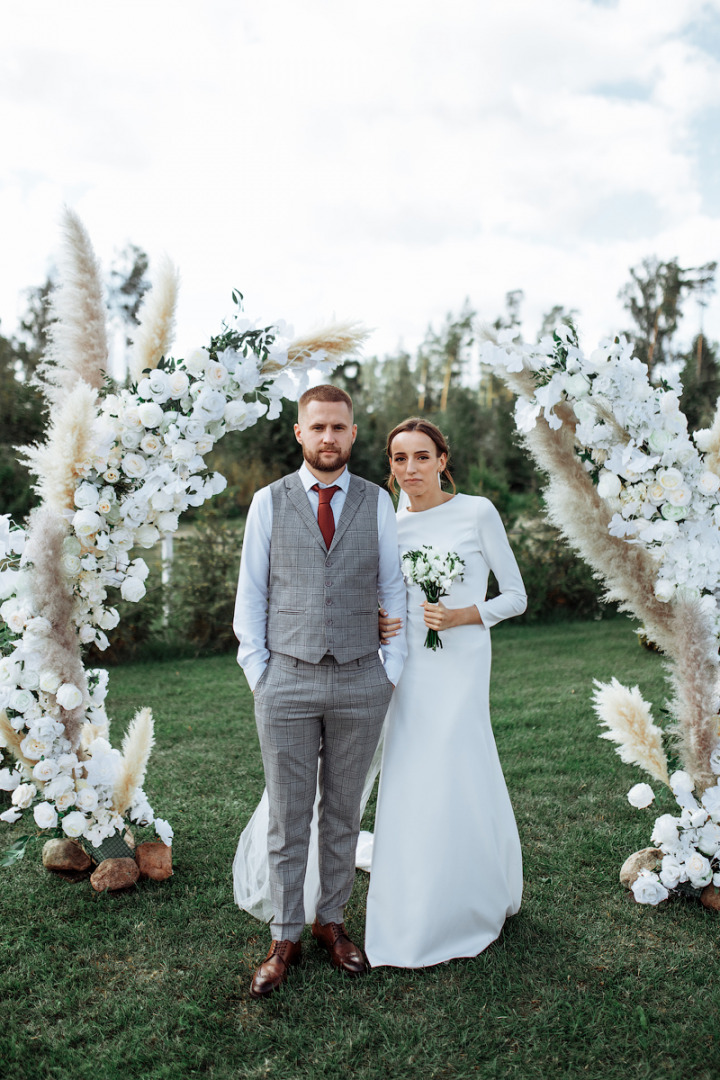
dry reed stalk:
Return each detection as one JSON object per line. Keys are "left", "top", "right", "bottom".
{"left": 112, "top": 707, "right": 154, "bottom": 816}
{"left": 128, "top": 255, "right": 179, "bottom": 384}
{"left": 593, "top": 677, "right": 670, "bottom": 785}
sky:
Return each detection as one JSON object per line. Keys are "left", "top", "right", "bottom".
{"left": 2, "top": 0, "right": 720, "bottom": 371}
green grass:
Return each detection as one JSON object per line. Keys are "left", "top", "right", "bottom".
{"left": 1, "top": 619, "right": 719, "bottom": 1080}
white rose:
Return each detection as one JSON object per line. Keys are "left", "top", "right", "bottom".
{"left": 171, "top": 440, "right": 197, "bottom": 463}
{"left": 20, "top": 735, "right": 50, "bottom": 760}
{"left": 184, "top": 349, "right": 208, "bottom": 376}
{"left": 120, "top": 428, "right": 143, "bottom": 449}
{"left": 193, "top": 388, "right": 226, "bottom": 422}
{"left": 55, "top": 789, "right": 77, "bottom": 812}
{"left": 156, "top": 511, "right": 180, "bottom": 533}
{"left": 665, "top": 485, "right": 692, "bottom": 507}
{"left": 128, "top": 558, "right": 149, "bottom": 581}
{"left": 103, "top": 468, "right": 120, "bottom": 484}
{"left": 75, "top": 786, "right": 99, "bottom": 813}
{"left": 697, "top": 822, "right": 720, "bottom": 857}
{"left": 78, "top": 624, "right": 96, "bottom": 644}
{"left": 646, "top": 482, "right": 665, "bottom": 505}
{"left": 701, "top": 783, "right": 720, "bottom": 821}
{"left": 120, "top": 576, "right": 146, "bottom": 603}
{"left": 140, "top": 434, "right": 162, "bottom": 455}
{"left": 661, "top": 503, "right": 686, "bottom": 521}
{"left": 122, "top": 453, "right": 148, "bottom": 479}
{"left": 154, "top": 817, "right": 173, "bottom": 847}
{"left": 0, "top": 808, "right": 21, "bottom": 824}
{"left": 73, "top": 509, "right": 102, "bottom": 538}
{"left": 651, "top": 813, "right": 680, "bottom": 848}
{"left": 686, "top": 851, "right": 713, "bottom": 888}
{"left": 97, "top": 607, "right": 120, "bottom": 630}
{"left": 194, "top": 435, "right": 214, "bottom": 455}
{"left": 32, "top": 758, "right": 58, "bottom": 782}
{"left": 657, "top": 468, "right": 683, "bottom": 491}
{"left": 168, "top": 371, "right": 190, "bottom": 398}
{"left": 33, "top": 801, "right": 58, "bottom": 829}
{"left": 96, "top": 498, "right": 113, "bottom": 516}
{"left": 147, "top": 369, "right": 171, "bottom": 402}
{"left": 137, "top": 401, "right": 164, "bottom": 428}
{"left": 205, "top": 360, "right": 229, "bottom": 387}
{"left": 61, "top": 810, "right": 87, "bottom": 838}
{"left": 44, "top": 774, "right": 74, "bottom": 800}
{"left": 659, "top": 856, "right": 684, "bottom": 889}
{"left": 597, "top": 471, "right": 622, "bottom": 499}
{"left": 627, "top": 783, "right": 655, "bottom": 809}
{"left": 62, "top": 535, "right": 82, "bottom": 556}
{"left": 10, "top": 688, "right": 35, "bottom": 714}
{"left": 698, "top": 471, "right": 720, "bottom": 495}
{"left": 56, "top": 683, "right": 84, "bottom": 710}
{"left": 109, "top": 527, "right": 134, "bottom": 550}
{"left": 74, "top": 483, "right": 100, "bottom": 511}
{"left": 670, "top": 770, "right": 695, "bottom": 795}
{"left": 11, "top": 782, "right": 37, "bottom": 809}
{"left": 648, "top": 429, "right": 673, "bottom": 452}
{"left": 0, "top": 767, "right": 20, "bottom": 791}
{"left": 134, "top": 523, "right": 160, "bottom": 548}
{"left": 631, "top": 869, "right": 669, "bottom": 905}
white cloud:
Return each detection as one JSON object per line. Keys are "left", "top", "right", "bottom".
{"left": 1, "top": 0, "right": 719, "bottom": 363}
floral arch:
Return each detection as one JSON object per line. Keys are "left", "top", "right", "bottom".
{"left": 0, "top": 209, "right": 366, "bottom": 867}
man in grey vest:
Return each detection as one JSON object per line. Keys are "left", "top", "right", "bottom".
{"left": 234, "top": 385, "right": 407, "bottom": 998}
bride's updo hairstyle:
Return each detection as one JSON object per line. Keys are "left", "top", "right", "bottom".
{"left": 385, "top": 417, "right": 456, "bottom": 495}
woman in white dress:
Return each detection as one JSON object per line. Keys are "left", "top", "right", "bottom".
{"left": 364, "top": 417, "right": 526, "bottom": 968}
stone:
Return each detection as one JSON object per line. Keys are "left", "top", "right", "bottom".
{"left": 700, "top": 884, "right": 720, "bottom": 912}
{"left": 135, "top": 841, "right": 173, "bottom": 881}
{"left": 90, "top": 857, "right": 140, "bottom": 893}
{"left": 619, "top": 847, "right": 664, "bottom": 888}
{"left": 42, "top": 839, "right": 92, "bottom": 874}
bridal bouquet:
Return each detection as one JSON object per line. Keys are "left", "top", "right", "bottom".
{"left": 401, "top": 546, "right": 465, "bottom": 650}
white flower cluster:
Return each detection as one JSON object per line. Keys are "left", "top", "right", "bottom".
{"left": 482, "top": 329, "right": 720, "bottom": 622}
{"left": 627, "top": 754, "right": 720, "bottom": 905}
{"left": 401, "top": 546, "right": 465, "bottom": 598}
{"left": 0, "top": 319, "right": 338, "bottom": 848}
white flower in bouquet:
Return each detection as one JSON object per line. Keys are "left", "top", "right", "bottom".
{"left": 184, "top": 348, "right": 208, "bottom": 376}
{"left": 33, "top": 802, "right": 58, "bottom": 829}
{"left": 137, "top": 401, "right": 164, "bottom": 428}
{"left": 154, "top": 817, "right": 173, "bottom": 846}
{"left": 205, "top": 360, "right": 229, "bottom": 387}
{"left": 20, "top": 735, "right": 51, "bottom": 760}
{"left": 151, "top": 489, "right": 174, "bottom": 512}
{"left": 659, "top": 856, "right": 685, "bottom": 889}
{"left": 627, "top": 783, "right": 655, "bottom": 809}
{"left": 631, "top": 869, "right": 669, "bottom": 905}
{"left": 167, "top": 370, "right": 190, "bottom": 398}
{"left": 0, "top": 808, "right": 21, "bottom": 824}
{"left": 78, "top": 624, "right": 96, "bottom": 644}
{"left": 402, "top": 546, "right": 466, "bottom": 651}
{"left": 56, "top": 683, "right": 84, "bottom": 711}
{"left": 0, "top": 767, "right": 20, "bottom": 791}
{"left": 193, "top": 387, "right": 226, "bottom": 423}
{"left": 120, "top": 427, "right": 143, "bottom": 449}
{"left": 75, "top": 785, "right": 99, "bottom": 813}
{"left": 597, "top": 471, "right": 622, "bottom": 499}
{"left": 9, "top": 688, "right": 35, "bottom": 714}
{"left": 103, "top": 468, "right": 120, "bottom": 484}
{"left": 156, "top": 510, "right": 180, "bottom": 533}
{"left": 11, "top": 783, "right": 37, "bottom": 809}
{"left": 61, "top": 810, "right": 87, "bottom": 838}
{"left": 43, "top": 773, "right": 74, "bottom": 801}
{"left": 653, "top": 579, "right": 675, "bottom": 603}
{"left": 96, "top": 607, "right": 120, "bottom": 631}
{"left": 122, "top": 452, "right": 148, "bottom": 479}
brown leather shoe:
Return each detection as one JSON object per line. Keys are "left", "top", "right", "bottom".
{"left": 311, "top": 919, "right": 368, "bottom": 975}
{"left": 249, "top": 939, "right": 301, "bottom": 999}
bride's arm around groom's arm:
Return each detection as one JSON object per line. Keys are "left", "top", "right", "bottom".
{"left": 375, "top": 488, "right": 407, "bottom": 686}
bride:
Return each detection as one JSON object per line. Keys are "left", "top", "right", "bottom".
{"left": 364, "top": 417, "right": 526, "bottom": 967}
{"left": 233, "top": 417, "right": 526, "bottom": 967}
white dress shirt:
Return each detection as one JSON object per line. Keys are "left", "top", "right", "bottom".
{"left": 233, "top": 463, "right": 408, "bottom": 691}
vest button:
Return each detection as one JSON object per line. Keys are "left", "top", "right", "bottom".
{"left": 325, "top": 598, "right": 332, "bottom": 606}
{"left": 325, "top": 581, "right": 332, "bottom": 587}
{"left": 325, "top": 618, "right": 333, "bottom": 626}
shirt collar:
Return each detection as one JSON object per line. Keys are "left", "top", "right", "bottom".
{"left": 299, "top": 462, "right": 350, "bottom": 493}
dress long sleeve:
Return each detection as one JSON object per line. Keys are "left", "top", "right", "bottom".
{"left": 472, "top": 498, "right": 527, "bottom": 629}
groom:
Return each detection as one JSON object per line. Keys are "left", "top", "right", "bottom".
{"left": 233, "top": 384, "right": 407, "bottom": 998}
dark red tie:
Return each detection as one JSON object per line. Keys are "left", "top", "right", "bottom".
{"left": 311, "top": 484, "right": 339, "bottom": 548}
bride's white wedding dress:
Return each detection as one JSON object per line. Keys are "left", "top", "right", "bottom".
{"left": 363, "top": 493, "right": 526, "bottom": 967}
{"left": 233, "top": 494, "right": 525, "bottom": 967}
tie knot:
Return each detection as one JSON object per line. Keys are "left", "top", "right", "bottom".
{"left": 312, "top": 483, "right": 339, "bottom": 504}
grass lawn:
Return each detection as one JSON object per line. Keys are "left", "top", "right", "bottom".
{"left": 1, "top": 618, "right": 719, "bottom": 1080}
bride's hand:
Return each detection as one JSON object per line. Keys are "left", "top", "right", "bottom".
{"left": 379, "top": 607, "right": 403, "bottom": 645}
{"left": 422, "top": 599, "right": 455, "bottom": 630}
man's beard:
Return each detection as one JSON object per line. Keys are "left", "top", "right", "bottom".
{"left": 303, "top": 446, "right": 353, "bottom": 473}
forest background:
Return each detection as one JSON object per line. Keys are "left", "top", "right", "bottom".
{"left": 2, "top": 249, "right": 718, "bottom": 661}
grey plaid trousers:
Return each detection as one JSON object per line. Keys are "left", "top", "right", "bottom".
{"left": 254, "top": 650, "right": 393, "bottom": 941}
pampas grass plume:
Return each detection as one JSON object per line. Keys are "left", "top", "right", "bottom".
{"left": 593, "top": 677, "right": 670, "bottom": 786}
{"left": 0, "top": 711, "right": 35, "bottom": 769}
{"left": 128, "top": 256, "right": 179, "bottom": 384}
{"left": 19, "top": 381, "right": 98, "bottom": 512}
{"left": 112, "top": 707, "right": 154, "bottom": 816}
{"left": 279, "top": 320, "right": 371, "bottom": 373}
{"left": 36, "top": 208, "right": 108, "bottom": 402}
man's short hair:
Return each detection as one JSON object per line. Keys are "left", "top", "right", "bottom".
{"left": 298, "top": 384, "right": 353, "bottom": 416}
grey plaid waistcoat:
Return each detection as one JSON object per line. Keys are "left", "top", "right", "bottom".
{"left": 266, "top": 471, "right": 381, "bottom": 663}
